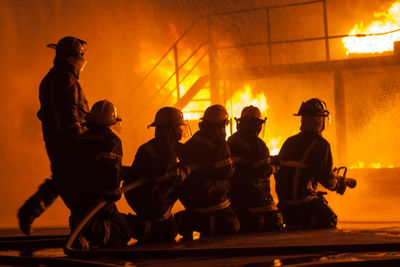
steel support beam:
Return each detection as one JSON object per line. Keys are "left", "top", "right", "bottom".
{"left": 334, "top": 70, "right": 347, "bottom": 165}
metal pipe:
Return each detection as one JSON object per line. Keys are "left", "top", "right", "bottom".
{"left": 174, "top": 44, "right": 180, "bottom": 100}
{"left": 266, "top": 8, "right": 272, "bottom": 66}
{"left": 323, "top": 0, "right": 330, "bottom": 61}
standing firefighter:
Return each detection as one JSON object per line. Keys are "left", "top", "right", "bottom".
{"left": 18, "top": 36, "right": 90, "bottom": 235}
{"left": 65, "top": 100, "right": 131, "bottom": 248}
{"left": 176, "top": 104, "right": 240, "bottom": 240}
{"left": 228, "top": 106, "right": 283, "bottom": 233}
{"left": 275, "top": 98, "right": 356, "bottom": 229}
{"left": 123, "top": 107, "right": 187, "bottom": 243}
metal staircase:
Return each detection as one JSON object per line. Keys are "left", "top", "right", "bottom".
{"left": 131, "top": 0, "right": 400, "bottom": 163}
{"left": 132, "top": 0, "right": 336, "bottom": 119}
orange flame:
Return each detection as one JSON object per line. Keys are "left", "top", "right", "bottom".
{"left": 343, "top": 2, "right": 400, "bottom": 55}
{"left": 225, "top": 85, "right": 283, "bottom": 154}
{"left": 349, "top": 161, "right": 394, "bottom": 169}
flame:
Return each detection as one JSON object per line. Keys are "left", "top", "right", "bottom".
{"left": 225, "top": 85, "right": 283, "bottom": 154}
{"left": 349, "top": 161, "right": 394, "bottom": 169}
{"left": 225, "top": 84, "right": 267, "bottom": 134}
{"left": 343, "top": 2, "right": 400, "bottom": 55}
{"left": 267, "top": 137, "right": 282, "bottom": 156}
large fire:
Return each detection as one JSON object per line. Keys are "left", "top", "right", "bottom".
{"left": 225, "top": 85, "right": 283, "bottom": 155}
{"left": 182, "top": 83, "right": 283, "bottom": 155}
{"left": 343, "top": 2, "right": 400, "bottom": 55}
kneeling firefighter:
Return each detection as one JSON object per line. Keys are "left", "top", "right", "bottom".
{"left": 274, "top": 98, "right": 356, "bottom": 229}
{"left": 123, "top": 107, "right": 188, "bottom": 243}
{"left": 176, "top": 104, "right": 240, "bottom": 240}
{"left": 62, "top": 100, "right": 131, "bottom": 248}
{"left": 228, "top": 105, "right": 283, "bottom": 233}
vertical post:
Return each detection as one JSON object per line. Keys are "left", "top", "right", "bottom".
{"left": 174, "top": 44, "right": 180, "bottom": 100}
{"left": 322, "top": 0, "right": 330, "bottom": 61}
{"left": 334, "top": 70, "right": 347, "bottom": 165}
{"left": 207, "top": 16, "right": 220, "bottom": 105}
{"left": 266, "top": 8, "right": 272, "bottom": 66}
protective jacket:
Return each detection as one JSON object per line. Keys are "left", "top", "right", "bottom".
{"left": 178, "top": 130, "right": 234, "bottom": 210}
{"left": 275, "top": 130, "right": 336, "bottom": 204}
{"left": 228, "top": 132, "right": 275, "bottom": 211}
{"left": 37, "top": 56, "right": 89, "bottom": 165}
{"left": 60, "top": 126, "right": 122, "bottom": 213}
{"left": 124, "top": 138, "right": 182, "bottom": 221}
{"left": 64, "top": 126, "right": 131, "bottom": 248}
{"left": 17, "top": 57, "right": 90, "bottom": 235}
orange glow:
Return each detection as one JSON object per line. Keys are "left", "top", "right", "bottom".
{"left": 267, "top": 137, "right": 282, "bottom": 156}
{"left": 349, "top": 162, "right": 394, "bottom": 169}
{"left": 343, "top": 2, "right": 400, "bottom": 55}
{"left": 225, "top": 84, "right": 283, "bottom": 154}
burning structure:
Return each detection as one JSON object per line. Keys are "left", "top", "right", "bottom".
{"left": 1, "top": 0, "right": 400, "bottom": 228}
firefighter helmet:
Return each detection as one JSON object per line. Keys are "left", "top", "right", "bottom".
{"left": 148, "top": 107, "right": 185, "bottom": 128}
{"left": 294, "top": 98, "right": 330, "bottom": 117}
{"left": 86, "top": 100, "right": 121, "bottom": 125}
{"left": 47, "top": 36, "right": 87, "bottom": 58}
{"left": 239, "top": 105, "right": 266, "bottom": 122}
{"left": 202, "top": 104, "right": 229, "bottom": 124}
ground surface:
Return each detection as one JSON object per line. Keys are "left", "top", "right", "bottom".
{"left": 1, "top": 222, "right": 400, "bottom": 266}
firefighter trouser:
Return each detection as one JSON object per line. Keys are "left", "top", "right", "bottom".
{"left": 175, "top": 206, "right": 240, "bottom": 240}
{"left": 277, "top": 195, "right": 337, "bottom": 229}
{"left": 124, "top": 212, "right": 178, "bottom": 244}
{"left": 236, "top": 209, "right": 284, "bottom": 233}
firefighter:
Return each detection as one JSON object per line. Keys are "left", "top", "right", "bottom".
{"left": 275, "top": 98, "right": 350, "bottom": 229}
{"left": 123, "top": 107, "right": 187, "bottom": 243}
{"left": 176, "top": 104, "right": 240, "bottom": 240}
{"left": 18, "top": 36, "right": 90, "bottom": 235}
{"left": 65, "top": 100, "right": 131, "bottom": 248}
{"left": 228, "top": 106, "right": 283, "bottom": 233}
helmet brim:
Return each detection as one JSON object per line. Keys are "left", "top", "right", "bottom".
{"left": 47, "top": 44, "right": 57, "bottom": 49}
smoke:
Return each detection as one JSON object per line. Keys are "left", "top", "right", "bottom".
{"left": 1, "top": 0, "right": 400, "bottom": 228}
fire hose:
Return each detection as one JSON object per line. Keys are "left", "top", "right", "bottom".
{"left": 64, "top": 159, "right": 232, "bottom": 252}
{"left": 64, "top": 157, "right": 356, "bottom": 253}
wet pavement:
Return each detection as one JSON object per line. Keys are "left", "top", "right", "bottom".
{"left": 1, "top": 222, "right": 400, "bottom": 266}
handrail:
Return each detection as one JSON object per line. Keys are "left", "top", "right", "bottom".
{"left": 159, "top": 49, "right": 209, "bottom": 108}
{"left": 156, "top": 43, "right": 207, "bottom": 96}
{"left": 132, "top": 17, "right": 207, "bottom": 93}
{"left": 133, "top": 0, "right": 400, "bottom": 113}
{"left": 132, "top": 0, "right": 324, "bottom": 96}
{"left": 217, "top": 29, "right": 400, "bottom": 50}
{"left": 208, "top": 0, "right": 323, "bottom": 18}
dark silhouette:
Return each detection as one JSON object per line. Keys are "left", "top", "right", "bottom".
{"left": 228, "top": 105, "right": 283, "bottom": 233}
{"left": 275, "top": 98, "right": 342, "bottom": 229}
{"left": 66, "top": 100, "right": 131, "bottom": 248}
{"left": 123, "top": 107, "right": 186, "bottom": 243}
{"left": 176, "top": 104, "right": 240, "bottom": 240}
{"left": 18, "top": 37, "right": 90, "bottom": 235}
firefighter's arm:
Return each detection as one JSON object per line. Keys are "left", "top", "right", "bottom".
{"left": 313, "top": 142, "right": 337, "bottom": 191}
{"left": 331, "top": 167, "right": 357, "bottom": 195}
{"left": 315, "top": 143, "right": 357, "bottom": 194}
{"left": 97, "top": 138, "right": 123, "bottom": 201}
{"left": 55, "top": 74, "right": 85, "bottom": 138}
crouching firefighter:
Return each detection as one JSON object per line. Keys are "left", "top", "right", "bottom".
{"left": 123, "top": 107, "right": 189, "bottom": 244}
{"left": 274, "top": 98, "right": 356, "bottom": 229}
{"left": 228, "top": 106, "right": 283, "bottom": 233}
{"left": 61, "top": 100, "right": 131, "bottom": 248}
{"left": 176, "top": 105, "right": 240, "bottom": 240}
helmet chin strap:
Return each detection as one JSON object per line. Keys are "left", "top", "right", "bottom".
{"left": 65, "top": 56, "right": 87, "bottom": 73}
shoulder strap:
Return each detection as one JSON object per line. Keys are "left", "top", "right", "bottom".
{"left": 142, "top": 143, "right": 158, "bottom": 160}
{"left": 292, "top": 139, "right": 318, "bottom": 201}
